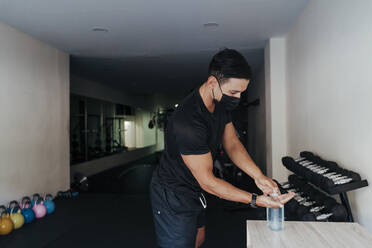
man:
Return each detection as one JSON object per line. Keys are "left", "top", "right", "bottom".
{"left": 150, "top": 48, "right": 294, "bottom": 248}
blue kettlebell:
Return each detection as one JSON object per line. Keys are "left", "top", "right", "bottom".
{"left": 21, "top": 197, "right": 35, "bottom": 224}
{"left": 43, "top": 194, "right": 55, "bottom": 214}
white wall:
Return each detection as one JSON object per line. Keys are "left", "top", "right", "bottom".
{"left": 285, "top": 0, "right": 372, "bottom": 231}
{"left": 265, "top": 38, "right": 289, "bottom": 182}
{"left": 0, "top": 22, "right": 70, "bottom": 204}
{"left": 124, "top": 119, "right": 137, "bottom": 148}
{"left": 135, "top": 108, "right": 156, "bottom": 148}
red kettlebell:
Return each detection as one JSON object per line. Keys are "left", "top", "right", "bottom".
{"left": 32, "top": 194, "right": 47, "bottom": 219}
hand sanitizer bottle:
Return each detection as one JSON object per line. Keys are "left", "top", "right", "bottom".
{"left": 267, "top": 190, "right": 284, "bottom": 231}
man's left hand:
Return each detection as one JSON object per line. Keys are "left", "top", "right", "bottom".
{"left": 254, "top": 175, "right": 280, "bottom": 196}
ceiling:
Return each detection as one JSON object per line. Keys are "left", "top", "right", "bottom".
{"left": 70, "top": 48, "right": 264, "bottom": 94}
{"left": 0, "top": 0, "right": 308, "bottom": 94}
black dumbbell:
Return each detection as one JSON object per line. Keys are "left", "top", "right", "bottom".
{"left": 282, "top": 157, "right": 301, "bottom": 175}
{"left": 289, "top": 174, "right": 335, "bottom": 201}
{"left": 288, "top": 174, "right": 307, "bottom": 188}
{"left": 299, "top": 151, "right": 314, "bottom": 160}
{"left": 292, "top": 157, "right": 332, "bottom": 184}
{"left": 315, "top": 160, "right": 360, "bottom": 184}
{"left": 277, "top": 183, "right": 300, "bottom": 217}
{"left": 283, "top": 178, "right": 348, "bottom": 221}
{"left": 297, "top": 201, "right": 347, "bottom": 222}
{"left": 286, "top": 188, "right": 346, "bottom": 222}
{"left": 297, "top": 154, "right": 359, "bottom": 187}
{"left": 56, "top": 190, "right": 72, "bottom": 199}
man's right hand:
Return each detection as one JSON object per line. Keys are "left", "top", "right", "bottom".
{"left": 256, "top": 192, "right": 295, "bottom": 208}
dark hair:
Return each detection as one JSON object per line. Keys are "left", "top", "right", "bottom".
{"left": 208, "top": 48, "right": 252, "bottom": 84}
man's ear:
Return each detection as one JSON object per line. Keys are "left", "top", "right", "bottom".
{"left": 207, "top": 75, "right": 218, "bottom": 88}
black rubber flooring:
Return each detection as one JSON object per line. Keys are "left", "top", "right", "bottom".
{"left": 0, "top": 194, "right": 265, "bottom": 248}
{"left": 0, "top": 154, "right": 266, "bottom": 247}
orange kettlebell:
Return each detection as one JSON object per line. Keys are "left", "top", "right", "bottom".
{"left": 0, "top": 205, "right": 14, "bottom": 235}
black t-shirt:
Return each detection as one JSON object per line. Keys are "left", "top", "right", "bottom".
{"left": 154, "top": 87, "right": 232, "bottom": 196}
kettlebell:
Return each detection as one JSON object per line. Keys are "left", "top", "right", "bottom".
{"left": 9, "top": 202, "right": 24, "bottom": 230}
{"left": 0, "top": 205, "right": 13, "bottom": 235}
{"left": 21, "top": 197, "right": 35, "bottom": 224}
{"left": 43, "top": 194, "right": 55, "bottom": 214}
{"left": 32, "top": 195, "right": 47, "bottom": 219}
{"left": 7, "top": 201, "right": 20, "bottom": 214}
{"left": 31, "top": 193, "right": 41, "bottom": 207}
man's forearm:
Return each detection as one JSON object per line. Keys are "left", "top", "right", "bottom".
{"left": 225, "top": 140, "right": 263, "bottom": 180}
{"left": 201, "top": 176, "right": 252, "bottom": 204}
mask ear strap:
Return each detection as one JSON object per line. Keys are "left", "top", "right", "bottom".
{"left": 211, "top": 74, "right": 224, "bottom": 97}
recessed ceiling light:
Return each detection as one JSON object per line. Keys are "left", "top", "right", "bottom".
{"left": 203, "top": 22, "right": 219, "bottom": 28}
{"left": 92, "top": 26, "right": 108, "bottom": 32}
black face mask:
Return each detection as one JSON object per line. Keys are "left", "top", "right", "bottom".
{"left": 212, "top": 76, "right": 240, "bottom": 111}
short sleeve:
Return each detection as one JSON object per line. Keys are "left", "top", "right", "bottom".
{"left": 173, "top": 116, "right": 210, "bottom": 155}
{"left": 225, "top": 109, "right": 232, "bottom": 125}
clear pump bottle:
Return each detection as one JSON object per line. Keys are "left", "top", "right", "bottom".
{"left": 267, "top": 190, "right": 284, "bottom": 231}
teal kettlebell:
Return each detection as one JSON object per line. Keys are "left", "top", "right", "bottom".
{"left": 43, "top": 194, "right": 55, "bottom": 214}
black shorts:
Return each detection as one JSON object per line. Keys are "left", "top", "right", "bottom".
{"left": 150, "top": 177, "right": 206, "bottom": 248}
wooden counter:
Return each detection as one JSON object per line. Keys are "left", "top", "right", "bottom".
{"left": 246, "top": 220, "right": 372, "bottom": 248}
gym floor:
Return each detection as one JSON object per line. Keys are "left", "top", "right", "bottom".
{"left": 0, "top": 154, "right": 265, "bottom": 248}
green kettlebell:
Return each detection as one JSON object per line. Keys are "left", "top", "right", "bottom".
{"left": 0, "top": 205, "right": 13, "bottom": 235}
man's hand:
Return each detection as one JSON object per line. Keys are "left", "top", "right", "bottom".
{"left": 256, "top": 193, "right": 295, "bottom": 208}
{"left": 254, "top": 175, "right": 280, "bottom": 196}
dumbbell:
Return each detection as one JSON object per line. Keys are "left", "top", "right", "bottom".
{"left": 283, "top": 177, "right": 348, "bottom": 221}
{"left": 300, "top": 152, "right": 361, "bottom": 183}
{"left": 277, "top": 183, "right": 300, "bottom": 218}
{"left": 56, "top": 190, "right": 72, "bottom": 198}
{"left": 312, "top": 165, "right": 358, "bottom": 188}
{"left": 289, "top": 174, "right": 328, "bottom": 198}
{"left": 282, "top": 157, "right": 305, "bottom": 176}
{"left": 56, "top": 190, "right": 79, "bottom": 199}
{"left": 283, "top": 184, "right": 346, "bottom": 221}
{"left": 300, "top": 209, "right": 332, "bottom": 221}
{"left": 299, "top": 151, "right": 315, "bottom": 160}
{"left": 288, "top": 174, "right": 307, "bottom": 188}
{"left": 285, "top": 187, "right": 317, "bottom": 207}
{"left": 296, "top": 201, "right": 347, "bottom": 221}
{"left": 313, "top": 172, "right": 352, "bottom": 188}
{"left": 289, "top": 175, "right": 339, "bottom": 208}
{"left": 280, "top": 181, "right": 320, "bottom": 216}
{"left": 295, "top": 158, "right": 336, "bottom": 182}
{"left": 285, "top": 157, "right": 331, "bottom": 186}
{"left": 295, "top": 160, "right": 355, "bottom": 188}
{"left": 279, "top": 183, "right": 316, "bottom": 220}
{"left": 325, "top": 162, "right": 361, "bottom": 181}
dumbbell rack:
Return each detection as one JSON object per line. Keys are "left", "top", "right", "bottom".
{"left": 321, "top": 179, "right": 368, "bottom": 222}
{"left": 282, "top": 153, "right": 368, "bottom": 222}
